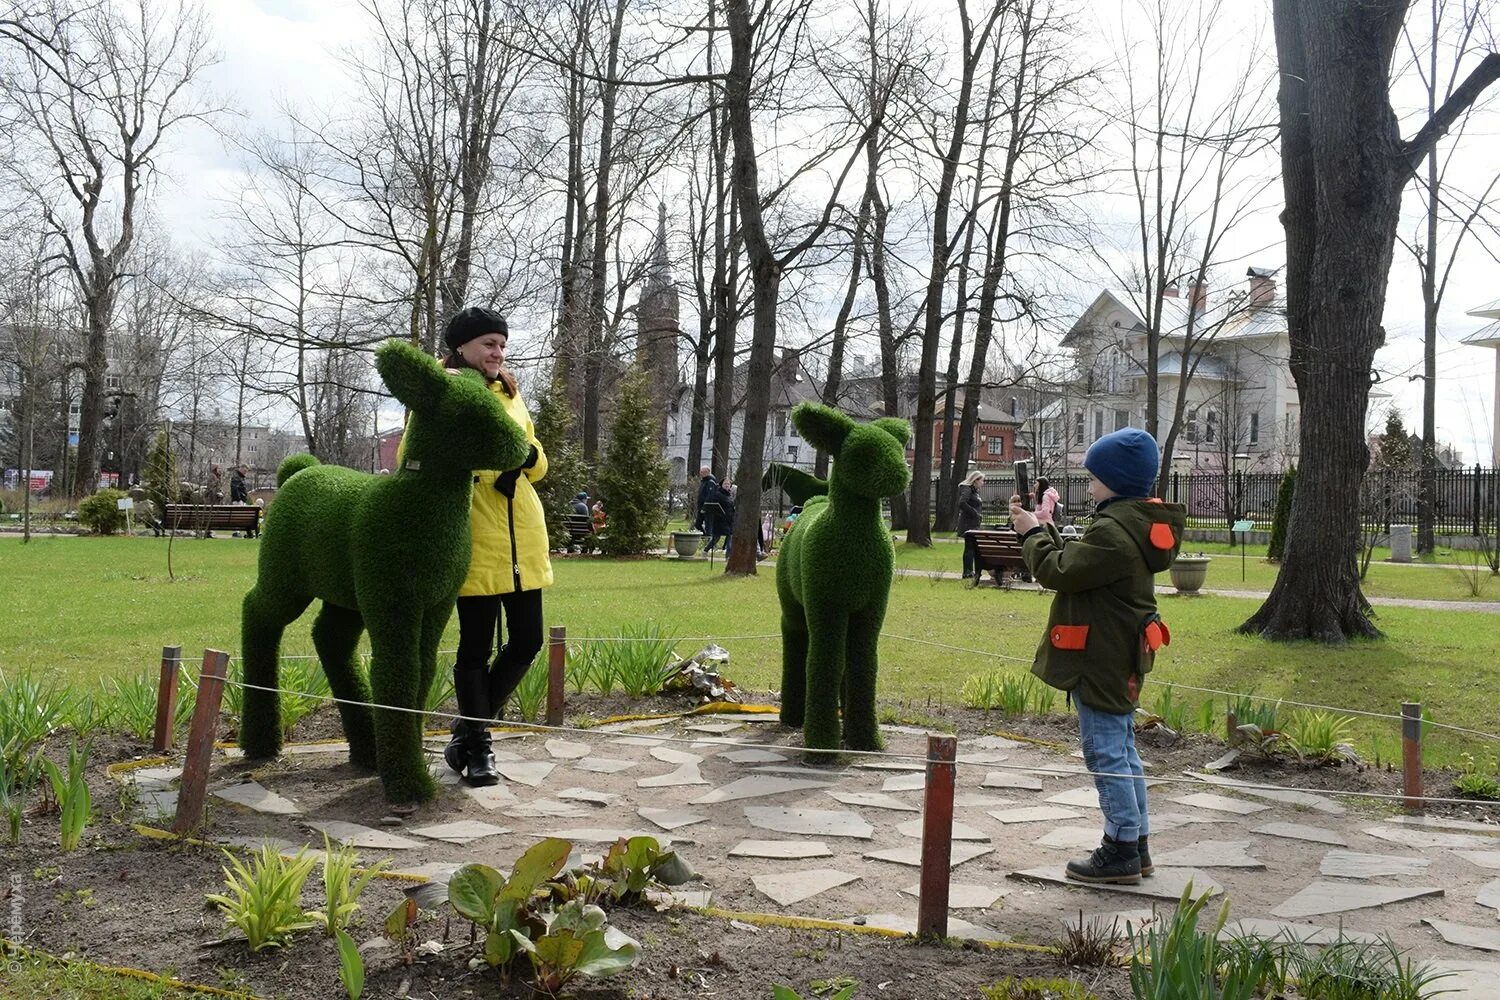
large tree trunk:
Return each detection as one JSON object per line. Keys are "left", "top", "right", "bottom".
{"left": 870, "top": 189, "right": 907, "bottom": 529}
{"left": 816, "top": 190, "right": 869, "bottom": 479}
{"left": 1240, "top": 0, "right": 1499, "bottom": 641}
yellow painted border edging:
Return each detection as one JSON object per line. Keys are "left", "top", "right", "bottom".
{"left": 105, "top": 757, "right": 172, "bottom": 778}
{"left": 0, "top": 936, "right": 265, "bottom": 999}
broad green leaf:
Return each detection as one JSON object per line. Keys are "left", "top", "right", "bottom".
{"left": 384, "top": 897, "right": 417, "bottom": 941}
{"left": 448, "top": 864, "right": 505, "bottom": 923}
{"left": 484, "top": 927, "right": 514, "bottom": 967}
{"left": 772, "top": 986, "right": 803, "bottom": 1000}
{"left": 503, "top": 838, "right": 572, "bottom": 899}
{"left": 335, "top": 929, "right": 364, "bottom": 1000}
{"left": 533, "top": 927, "right": 588, "bottom": 971}
{"left": 571, "top": 928, "right": 639, "bottom": 979}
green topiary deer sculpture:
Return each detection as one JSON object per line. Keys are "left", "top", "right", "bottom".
{"left": 239, "top": 339, "right": 531, "bottom": 804}
{"left": 776, "top": 403, "right": 911, "bottom": 754}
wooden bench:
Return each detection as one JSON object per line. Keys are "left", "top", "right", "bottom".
{"left": 162, "top": 504, "right": 261, "bottom": 535}
{"left": 965, "top": 528, "right": 1029, "bottom": 588}
{"left": 562, "top": 512, "right": 596, "bottom": 552}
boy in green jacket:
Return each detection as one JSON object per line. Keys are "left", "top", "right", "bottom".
{"left": 1009, "top": 428, "right": 1185, "bottom": 884}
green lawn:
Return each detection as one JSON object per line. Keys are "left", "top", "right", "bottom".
{"left": 889, "top": 538, "right": 1500, "bottom": 604}
{"left": 3, "top": 534, "right": 1499, "bottom": 765}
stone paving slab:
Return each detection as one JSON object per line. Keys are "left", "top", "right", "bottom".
{"left": 895, "top": 819, "right": 989, "bottom": 842}
{"left": 637, "top": 807, "right": 708, "bottom": 831}
{"left": 1146, "top": 811, "right": 1233, "bottom": 832}
{"left": 1187, "top": 772, "right": 1345, "bottom": 814}
{"left": 826, "top": 790, "right": 919, "bottom": 812}
{"left": 1035, "top": 827, "right": 1105, "bottom": 851}
{"left": 556, "top": 787, "right": 618, "bottom": 805}
{"left": 1320, "top": 849, "right": 1431, "bottom": 879}
{"left": 694, "top": 775, "right": 835, "bottom": 804}
{"left": 1428, "top": 959, "right": 1500, "bottom": 1000}
{"left": 212, "top": 782, "right": 301, "bottom": 815}
{"left": 881, "top": 773, "right": 927, "bottom": 792}
{"left": 1220, "top": 918, "right": 1382, "bottom": 946}
{"left": 980, "top": 772, "right": 1046, "bottom": 792}
{"left": 495, "top": 761, "right": 556, "bottom": 787}
{"left": 1425, "top": 918, "right": 1500, "bottom": 953}
{"left": 545, "top": 739, "right": 593, "bottom": 760}
{"left": 542, "top": 827, "right": 673, "bottom": 845}
{"left": 461, "top": 783, "right": 518, "bottom": 809}
{"left": 730, "top": 840, "right": 832, "bottom": 859}
{"left": 509, "top": 798, "right": 592, "bottom": 819}
{"left": 865, "top": 844, "right": 993, "bottom": 869}
{"left": 988, "top": 805, "right": 1082, "bottom": 825}
{"left": 744, "top": 806, "right": 874, "bottom": 840}
{"left": 1168, "top": 792, "right": 1269, "bottom": 815}
{"left": 752, "top": 869, "right": 859, "bottom": 906}
{"left": 1154, "top": 840, "right": 1265, "bottom": 870}
{"left": 308, "top": 820, "right": 422, "bottom": 850}
{"left": 899, "top": 882, "right": 1010, "bottom": 909}
{"left": 650, "top": 746, "right": 703, "bottom": 765}
{"left": 411, "top": 820, "right": 509, "bottom": 845}
{"left": 1391, "top": 815, "right": 1500, "bottom": 835}
{"left": 638, "top": 763, "right": 707, "bottom": 787}
{"left": 1008, "top": 866, "right": 1222, "bottom": 901}
{"left": 573, "top": 756, "right": 638, "bottom": 774}
{"left": 1475, "top": 878, "right": 1500, "bottom": 916}
{"left": 1455, "top": 850, "right": 1500, "bottom": 870}
{"left": 719, "top": 748, "right": 788, "bottom": 764}
{"left": 1364, "top": 825, "right": 1493, "bottom": 850}
{"left": 1271, "top": 881, "right": 1443, "bottom": 918}
{"left": 1252, "top": 821, "right": 1348, "bottom": 846}
{"left": 1044, "top": 787, "right": 1103, "bottom": 809}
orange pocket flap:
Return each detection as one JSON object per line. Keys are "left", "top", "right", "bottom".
{"left": 1144, "top": 619, "right": 1170, "bottom": 651}
{"left": 1050, "top": 624, "right": 1089, "bottom": 651}
{"left": 1149, "top": 522, "right": 1176, "bottom": 550}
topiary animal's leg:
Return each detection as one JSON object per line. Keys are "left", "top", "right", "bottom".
{"left": 841, "top": 606, "right": 886, "bottom": 752}
{"left": 312, "top": 602, "right": 376, "bottom": 771}
{"left": 365, "top": 608, "right": 439, "bottom": 804}
{"left": 779, "top": 603, "right": 810, "bottom": 729}
{"left": 802, "top": 606, "right": 848, "bottom": 754}
{"left": 418, "top": 603, "right": 451, "bottom": 725}
{"left": 239, "top": 586, "right": 308, "bottom": 760}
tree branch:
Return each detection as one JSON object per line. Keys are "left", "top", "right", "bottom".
{"left": 1403, "top": 51, "right": 1500, "bottom": 171}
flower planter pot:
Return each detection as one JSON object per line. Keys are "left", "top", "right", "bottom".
{"left": 1170, "top": 554, "right": 1211, "bottom": 594}
{"left": 671, "top": 531, "right": 704, "bottom": 558}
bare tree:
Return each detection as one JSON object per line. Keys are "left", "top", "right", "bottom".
{"left": 1240, "top": 0, "right": 1500, "bottom": 642}
{"left": 0, "top": 0, "right": 217, "bottom": 496}
{"left": 1398, "top": 0, "right": 1500, "bottom": 553}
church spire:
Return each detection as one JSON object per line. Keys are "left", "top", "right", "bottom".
{"left": 652, "top": 201, "right": 669, "bottom": 272}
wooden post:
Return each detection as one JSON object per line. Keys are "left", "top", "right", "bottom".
{"left": 546, "top": 626, "right": 566, "bottom": 728}
{"left": 917, "top": 734, "right": 957, "bottom": 940}
{"left": 153, "top": 645, "right": 182, "bottom": 752}
{"left": 1226, "top": 710, "right": 1238, "bottom": 745}
{"left": 1402, "top": 701, "right": 1424, "bottom": 812}
{"left": 173, "top": 649, "right": 230, "bottom": 834}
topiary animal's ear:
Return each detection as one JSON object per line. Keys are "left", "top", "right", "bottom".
{"left": 872, "top": 417, "right": 910, "bottom": 447}
{"left": 376, "top": 339, "right": 448, "bottom": 412}
{"left": 792, "top": 402, "right": 855, "bottom": 455}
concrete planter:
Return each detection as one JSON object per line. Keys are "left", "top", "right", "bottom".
{"left": 1169, "top": 554, "right": 1212, "bottom": 594}
{"left": 671, "top": 531, "right": 704, "bottom": 558}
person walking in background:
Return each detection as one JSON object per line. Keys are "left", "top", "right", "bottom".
{"left": 1009, "top": 427, "right": 1184, "bottom": 885}
{"left": 717, "top": 476, "right": 737, "bottom": 550}
{"left": 230, "top": 464, "right": 249, "bottom": 504}
{"left": 428, "top": 305, "right": 553, "bottom": 787}
{"left": 1035, "top": 475, "right": 1061, "bottom": 526}
{"left": 957, "top": 470, "right": 985, "bottom": 581}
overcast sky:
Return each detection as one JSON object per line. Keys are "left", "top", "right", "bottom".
{"left": 165, "top": 0, "right": 1500, "bottom": 461}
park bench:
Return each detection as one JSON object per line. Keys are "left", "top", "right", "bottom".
{"left": 965, "top": 528, "right": 1029, "bottom": 588}
{"left": 162, "top": 503, "right": 261, "bottom": 535}
{"left": 562, "top": 512, "right": 596, "bottom": 552}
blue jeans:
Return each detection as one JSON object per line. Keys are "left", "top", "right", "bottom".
{"left": 1075, "top": 699, "right": 1149, "bottom": 843}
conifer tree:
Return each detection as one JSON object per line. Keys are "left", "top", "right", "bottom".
{"left": 530, "top": 377, "right": 591, "bottom": 550}
{"left": 1267, "top": 465, "right": 1296, "bottom": 562}
{"left": 143, "top": 429, "right": 176, "bottom": 533}
{"left": 597, "top": 368, "right": 668, "bottom": 556}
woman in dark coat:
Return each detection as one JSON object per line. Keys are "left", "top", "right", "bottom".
{"left": 957, "top": 470, "right": 985, "bottom": 580}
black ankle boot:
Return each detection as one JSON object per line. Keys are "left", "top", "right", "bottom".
{"left": 1066, "top": 835, "right": 1142, "bottom": 885}
{"left": 461, "top": 722, "right": 499, "bottom": 786}
{"left": 1139, "top": 835, "right": 1154, "bottom": 877}
{"left": 443, "top": 667, "right": 471, "bottom": 775}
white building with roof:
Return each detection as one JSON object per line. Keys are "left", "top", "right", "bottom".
{"left": 1053, "top": 267, "right": 1303, "bottom": 473}
{"left": 1463, "top": 298, "right": 1500, "bottom": 466}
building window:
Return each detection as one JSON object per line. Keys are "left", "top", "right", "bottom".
{"left": 105, "top": 373, "right": 121, "bottom": 391}
{"left": 1114, "top": 409, "right": 1128, "bottom": 432}
{"left": 1073, "top": 410, "right": 1084, "bottom": 444}
{"left": 1185, "top": 409, "right": 1198, "bottom": 444}
{"left": 1249, "top": 412, "right": 1259, "bottom": 445}
{"left": 1093, "top": 411, "right": 1104, "bottom": 442}
{"left": 987, "top": 437, "right": 1003, "bottom": 456}
{"left": 1205, "top": 410, "right": 1218, "bottom": 444}
{"left": 1042, "top": 421, "right": 1057, "bottom": 448}
{"left": 773, "top": 411, "right": 788, "bottom": 438}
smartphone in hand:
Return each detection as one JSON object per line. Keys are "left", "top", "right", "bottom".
{"left": 1014, "top": 460, "right": 1032, "bottom": 511}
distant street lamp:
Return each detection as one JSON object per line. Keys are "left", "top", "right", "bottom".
{"left": 1232, "top": 452, "right": 1251, "bottom": 525}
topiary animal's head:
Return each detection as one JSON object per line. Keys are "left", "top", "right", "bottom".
{"left": 377, "top": 339, "right": 530, "bottom": 475}
{"left": 792, "top": 402, "right": 911, "bottom": 499}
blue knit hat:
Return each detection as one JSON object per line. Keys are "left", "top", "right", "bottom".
{"left": 1084, "top": 427, "right": 1160, "bottom": 498}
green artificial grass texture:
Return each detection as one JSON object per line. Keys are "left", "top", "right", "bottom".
{"left": 3, "top": 534, "right": 1500, "bottom": 765}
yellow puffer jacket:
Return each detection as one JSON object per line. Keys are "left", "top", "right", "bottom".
{"left": 399, "top": 380, "right": 553, "bottom": 596}
{"left": 465, "top": 382, "right": 553, "bottom": 596}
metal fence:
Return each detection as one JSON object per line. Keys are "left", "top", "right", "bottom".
{"left": 955, "top": 466, "right": 1500, "bottom": 535}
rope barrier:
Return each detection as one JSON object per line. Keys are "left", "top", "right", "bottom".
{"left": 186, "top": 671, "right": 1500, "bottom": 812}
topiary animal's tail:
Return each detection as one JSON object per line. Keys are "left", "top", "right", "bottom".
{"left": 277, "top": 454, "right": 320, "bottom": 487}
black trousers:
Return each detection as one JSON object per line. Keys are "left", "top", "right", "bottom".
{"left": 454, "top": 589, "right": 545, "bottom": 717}
{"left": 962, "top": 531, "right": 979, "bottom": 579}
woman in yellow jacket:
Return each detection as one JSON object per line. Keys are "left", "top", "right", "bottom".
{"left": 439, "top": 306, "right": 553, "bottom": 785}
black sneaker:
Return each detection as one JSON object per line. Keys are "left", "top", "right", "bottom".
{"left": 1066, "top": 835, "right": 1142, "bottom": 885}
{"left": 1139, "top": 835, "right": 1154, "bottom": 877}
